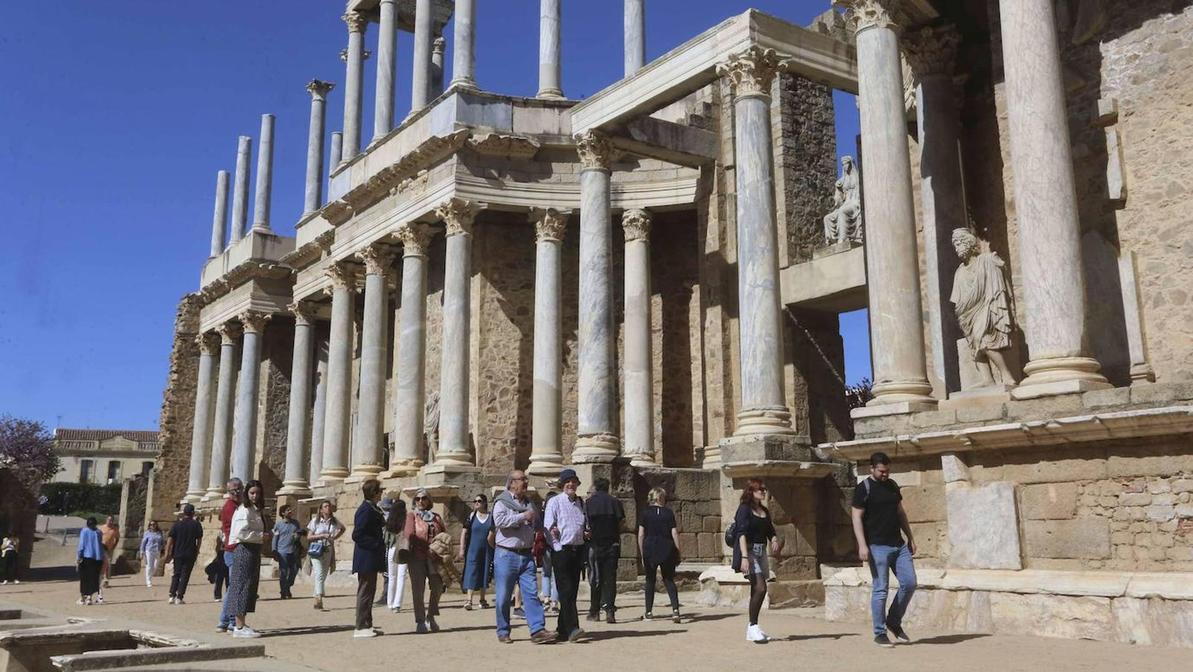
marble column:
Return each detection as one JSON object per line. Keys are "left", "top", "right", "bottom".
{"left": 999, "top": 0, "right": 1108, "bottom": 397}
{"left": 537, "top": 0, "right": 564, "bottom": 99}
{"left": 528, "top": 208, "right": 568, "bottom": 475}
{"left": 573, "top": 131, "right": 620, "bottom": 462}
{"left": 308, "top": 336, "right": 329, "bottom": 487}
{"left": 230, "top": 136, "right": 251, "bottom": 242}
{"left": 411, "top": 0, "right": 433, "bottom": 112}
{"left": 251, "top": 114, "right": 274, "bottom": 233}
{"left": 342, "top": 12, "right": 367, "bottom": 161}
{"left": 842, "top": 2, "right": 935, "bottom": 407}
{"left": 622, "top": 208, "right": 654, "bottom": 465}
{"left": 373, "top": 0, "right": 398, "bottom": 142}
{"left": 389, "top": 224, "right": 433, "bottom": 475}
{"left": 450, "top": 0, "right": 477, "bottom": 90}
{"left": 184, "top": 333, "right": 219, "bottom": 502}
{"left": 717, "top": 48, "right": 796, "bottom": 433}
{"left": 330, "top": 132, "right": 344, "bottom": 168}
{"left": 231, "top": 311, "right": 270, "bottom": 482}
{"left": 209, "top": 171, "right": 229, "bottom": 257}
{"left": 431, "top": 36, "right": 446, "bottom": 98}
{"left": 205, "top": 322, "right": 240, "bottom": 498}
{"left": 905, "top": 25, "right": 965, "bottom": 396}
{"left": 320, "top": 262, "right": 357, "bottom": 482}
{"left": 434, "top": 199, "right": 480, "bottom": 467}
{"left": 304, "top": 80, "right": 334, "bottom": 215}
{"left": 350, "top": 245, "right": 396, "bottom": 480}
{"left": 624, "top": 0, "right": 645, "bottom": 77}
{"left": 278, "top": 302, "right": 317, "bottom": 497}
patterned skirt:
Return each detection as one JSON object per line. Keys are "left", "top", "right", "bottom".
{"left": 227, "top": 543, "right": 261, "bottom": 617}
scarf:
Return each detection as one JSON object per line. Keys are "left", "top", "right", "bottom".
{"left": 495, "top": 489, "right": 534, "bottom": 514}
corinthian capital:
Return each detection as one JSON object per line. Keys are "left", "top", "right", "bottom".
{"left": 902, "top": 24, "right": 960, "bottom": 78}
{"left": 288, "top": 301, "right": 318, "bottom": 326}
{"left": 622, "top": 208, "right": 652, "bottom": 243}
{"left": 435, "top": 198, "right": 481, "bottom": 237}
{"left": 343, "top": 12, "right": 368, "bottom": 33}
{"left": 216, "top": 321, "right": 242, "bottom": 345}
{"left": 306, "top": 79, "right": 335, "bottom": 100}
{"left": 835, "top": 0, "right": 908, "bottom": 34}
{"left": 325, "top": 261, "right": 358, "bottom": 290}
{"left": 357, "top": 244, "right": 397, "bottom": 276}
{"left": 196, "top": 331, "right": 221, "bottom": 355}
{"left": 574, "top": 130, "right": 618, "bottom": 171}
{"left": 529, "top": 207, "right": 569, "bottom": 243}
{"left": 396, "top": 223, "right": 434, "bottom": 257}
{"left": 717, "top": 47, "right": 786, "bottom": 99}
{"left": 238, "top": 311, "right": 271, "bottom": 334}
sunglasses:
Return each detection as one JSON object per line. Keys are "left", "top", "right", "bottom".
{"left": 416, "top": 496, "right": 430, "bottom": 501}
{"left": 472, "top": 499, "right": 484, "bottom": 504}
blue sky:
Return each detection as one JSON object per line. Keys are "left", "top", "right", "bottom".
{"left": 0, "top": 1, "right": 868, "bottom": 430}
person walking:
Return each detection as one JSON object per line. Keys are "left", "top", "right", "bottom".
{"left": 350, "top": 479, "right": 386, "bottom": 638}
{"left": 99, "top": 515, "right": 120, "bottom": 590}
{"left": 852, "top": 451, "right": 917, "bottom": 648}
{"left": 164, "top": 503, "right": 203, "bottom": 604}
{"left": 1, "top": 535, "right": 19, "bottom": 584}
{"left": 227, "top": 480, "right": 270, "bottom": 638}
{"left": 733, "top": 478, "right": 783, "bottom": 643}
{"left": 638, "top": 486, "right": 682, "bottom": 623}
{"left": 459, "top": 493, "right": 494, "bottom": 610}
{"left": 384, "top": 498, "right": 409, "bottom": 612}
{"left": 537, "top": 493, "right": 560, "bottom": 615}
{"left": 492, "top": 470, "right": 556, "bottom": 644}
{"left": 405, "top": 489, "right": 446, "bottom": 633}
{"left": 272, "top": 505, "right": 302, "bottom": 599}
{"left": 138, "top": 520, "right": 165, "bottom": 588}
{"left": 306, "top": 500, "right": 344, "bottom": 610}
{"left": 585, "top": 478, "right": 624, "bottom": 623}
{"left": 76, "top": 517, "right": 104, "bottom": 605}
{"left": 216, "top": 478, "right": 243, "bottom": 631}
{"left": 544, "top": 469, "right": 589, "bottom": 643}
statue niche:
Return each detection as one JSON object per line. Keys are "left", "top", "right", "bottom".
{"left": 822, "top": 155, "right": 863, "bottom": 246}
{"left": 950, "top": 228, "right": 1018, "bottom": 388}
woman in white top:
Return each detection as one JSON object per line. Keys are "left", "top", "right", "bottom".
{"left": 306, "top": 500, "right": 344, "bottom": 610}
{"left": 227, "top": 480, "right": 270, "bottom": 638}
{"left": 137, "top": 520, "right": 164, "bottom": 588}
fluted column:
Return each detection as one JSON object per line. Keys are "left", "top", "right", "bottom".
{"left": 184, "top": 333, "right": 219, "bottom": 502}
{"left": 572, "top": 131, "right": 620, "bottom": 462}
{"left": 205, "top": 322, "right": 240, "bottom": 498}
{"left": 999, "top": 0, "right": 1109, "bottom": 398}
{"left": 450, "top": 0, "right": 477, "bottom": 89}
{"left": 250, "top": 114, "right": 274, "bottom": 233}
{"left": 411, "top": 0, "right": 434, "bottom": 112}
{"left": 537, "top": 0, "right": 564, "bottom": 99}
{"left": 279, "top": 303, "right": 317, "bottom": 497}
{"left": 528, "top": 208, "right": 568, "bottom": 475}
{"left": 330, "top": 132, "right": 344, "bottom": 168}
{"left": 373, "top": 0, "right": 398, "bottom": 142}
{"left": 389, "top": 224, "right": 433, "bottom": 475}
{"left": 624, "top": 0, "right": 645, "bottom": 77}
{"left": 350, "top": 246, "right": 396, "bottom": 480}
{"left": 431, "top": 36, "right": 446, "bottom": 97}
{"left": 304, "top": 80, "right": 334, "bottom": 215}
{"left": 230, "top": 136, "right": 251, "bottom": 242}
{"left": 841, "top": 1, "right": 935, "bottom": 407}
{"left": 308, "top": 336, "right": 329, "bottom": 486}
{"left": 342, "top": 12, "right": 368, "bottom": 161}
{"left": 320, "top": 262, "right": 357, "bottom": 482}
{"left": 231, "top": 311, "right": 270, "bottom": 481}
{"left": 622, "top": 209, "right": 654, "bottom": 465}
{"left": 717, "top": 48, "right": 796, "bottom": 433}
{"left": 209, "top": 171, "right": 229, "bottom": 257}
{"left": 435, "top": 199, "right": 480, "bottom": 466}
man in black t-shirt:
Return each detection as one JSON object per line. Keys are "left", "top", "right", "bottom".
{"left": 164, "top": 504, "right": 203, "bottom": 605}
{"left": 584, "top": 478, "right": 625, "bottom": 623}
{"left": 851, "top": 452, "right": 917, "bottom": 648}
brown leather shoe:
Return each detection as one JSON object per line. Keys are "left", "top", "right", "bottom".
{"left": 530, "top": 630, "right": 558, "bottom": 644}
{"left": 497, "top": 635, "right": 512, "bottom": 644}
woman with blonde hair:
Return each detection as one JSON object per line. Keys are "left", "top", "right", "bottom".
{"left": 638, "top": 486, "right": 682, "bottom": 623}
{"left": 306, "top": 499, "right": 345, "bottom": 610}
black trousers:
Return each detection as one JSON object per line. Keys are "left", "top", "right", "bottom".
{"left": 356, "top": 571, "right": 378, "bottom": 630}
{"left": 588, "top": 543, "right": 620, "bottom": 616}
{"left": 551, "top": 546, "right": 584, "bottom": 636}
{"left": 169, "top": 557, "right": 195, "bottom": 599}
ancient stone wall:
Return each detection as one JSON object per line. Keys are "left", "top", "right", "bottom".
{"left": 256, "top": 320, "right": 293, "bottom": 493}
{"left": 148, "top": 294, "right": 201, "bottom": 526}
{"left": 773, "top": 72, "right": 837, "bottom": 265}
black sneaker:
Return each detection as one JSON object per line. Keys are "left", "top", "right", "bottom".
{"left": 889, "top": 626, "right": 911, "bottom": 643}
{"left": 874, "top": 634, "right": 895, "bottom": 648}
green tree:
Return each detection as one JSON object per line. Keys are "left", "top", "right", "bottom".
{"left": 0, "top": 416, "right": 61, "bottom": 491}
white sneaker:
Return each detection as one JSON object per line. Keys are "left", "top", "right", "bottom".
{"left": 756, "top": 626, "right": 771, "bottom": 643}
{"left": 746, "top": 624, "right": 768, "bottom": 643}
{"left": 353, "top": 628, "right": 379, "bottom": 638}
{"left": 95, "top": 594, "right": 104, "bottom": 604}
{"left": 13, "top": 580, "right": 18, "bottom": 584}
{"left": 168, "top": 597, "right": 176, "bottom": 605}
{"left": 233, "top": 626, "right": 261, "bottom": 639}
{"left": 1, "top": 580, "right": 8, "bottom": 585}
{"left": 76, "top": 597, "right": 86, "bottom": 605}
{"left": 176, "top": 597, "right": 186, "bottom": 605}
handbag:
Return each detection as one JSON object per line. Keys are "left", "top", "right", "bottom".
{"left": 308, "top": 540, "right": 326, "bottom": 558}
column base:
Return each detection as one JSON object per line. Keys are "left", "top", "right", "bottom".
{"left": 571, "top": 433, "right": 620, "bottom": 464}
{"left": 275, "top": 481, "right": 312, "bottom": 497}
{"left": 734, "top": 406, "right": 796, "bottom": 436}
{"left": 448, "top": 79, "right": 478, "bottom": 92}
{"left": 380, "top": 459, "right": 424, "bottom": 479}
{"left": 431, "top": 453, "right": 474, "bottom": 469}
{"left": 201, "top": 488, "right": 225, "bottom": 503}
{"left": 536, "top": 88, "right": 565, "bottom": 100}
{"left": 628, "top": 454, "right": 656, "bottom": 468}
{"left": 181, "top": 490, "right": 206, "bottom": 505}
{"left": 1012, "top": 356, "right": 1110, "bottom": 400}
{"left": 869, "top": 380, "right": 937, "bottom": 406}
{"left": 344, "top": 465, "right": 384, "bottom": 485}
{"left": 318, "top": 468, "right": 350, "bottom": 484}
{"left": 527, "top": 453, "right": 566, "bottom": 476}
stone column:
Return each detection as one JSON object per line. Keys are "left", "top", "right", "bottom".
{"left": 184, "top": 333, "right": 219, "bottom": 502}
{"left": 842, "top": 1, "right": 935, "bottom": 407}
{"left": 250, "top": 114, "right": 274, "bottom": 233}
{"left": 411, "top": 0, "right": 434, "bottom": 112}
{"left": 572, "top": 131, "right": 620, "bottom": 462}
{"left": 450, "top": 0, "right": 477, "bottom": 90}
{"left": 342, "top": 12, "right": 368, "bottom": 161}
{"left": 278, "top": 303, "right": 317, "bottom": 497}
{"left": 320, "top": 262, "right": 357, "bottom": 482}
{"left": 528, "top": 208, "right": 568, "bottom": 475}
{"left": 373, "top": 0, "right": 398, "bottom": 143}
{"left": 205, "top": 322, "right": 240, "bottom": 498}
{"left": 717, "top": 48, "right": 796, "bottom": 433}
{"left": 622, "top": 208, "right": 654, "bottom": 465}
{"left": 308, "top": 336, "right": 329, "bottom": 486}
{"left": 431, "top": 36, "right": 446, "bottom": 98}
{"left": 230, "top": 136, "right": 251, "bottom": 242}
{"left": 905, "top": 25, "right": 965, "bottom": 396}
{"left": 537, "top": 0, "right": 564, "bottom": 99}
{"left": 624, "top": 0, "right": 645, "bottom": 77}
{"left": 999, "top": 0, "right": 1109, "bottom": 398}
{"left": 304, "top": 80, "right": 334, "bottom": 215}
{"left": 389, "top": 224, "right": 433, "bottom": 475}
{"left": 330, "top": 132, "right": 344, "bottom": 168}
{"left": 231, "top": 311, "right": 270, "bottom": 482}
{"left": 435, "top": 199, "right": 480, "bottom": 467}
{"left": 350, "top": 245, "right": 396, "bottom": 480}
{"left": 209, "top": 171, "right": 229, "bottom": 257}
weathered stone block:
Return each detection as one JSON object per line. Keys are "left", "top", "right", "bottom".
{"left": 1119, "top": 492, "right": 1153, "bottom": 506}
{"left": 1024, "top": 519, "right": 1111, "bottom": 560}
{"left": 900, "top": 485, "right": 946, "bottom": 523}
{"left": 1082, "top": 386, "right": 1132, "bottom": 408}
{"left": 946, "top": 482, "right": 1022, "bottom": 569}
{"left": 989, "top": 593, "right": 1113, "bottom": 641}
{"left": 1130, "top": 381, "right": 1193, "bottom": 404}
{"left": 1001, "top": 456, "right": 1108, "bottom": 484}
{"left": 955, "top": 403, "right": 1008, "bottom": 424}
{"left": 702, "top": 515, "right": 722, "bottom": 533}
{"left": 1174, "top": 479, "right": 1193, "bottom": 494}
{"left": 697, "top": 532, "right": 719, "bottom": 559}
{"left": 1145, "top": 505, "right": 1175, "bottom": 521}
{"left": 1020, "top": 483, "right": 1079, "bottom": 520}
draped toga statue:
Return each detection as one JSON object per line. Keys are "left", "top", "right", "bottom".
{"left": 823, "top": 155, "right": 864, "bottom": 245}
{"left": 950, "top": 228, "right": 1017, "bottom": 387}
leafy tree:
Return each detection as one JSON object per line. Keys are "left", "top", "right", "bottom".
{"left": 845, "top": 378, "right": 875, "bottom": 410}
{"left": 0, "top": 416, "right": 61, "bottom": 491}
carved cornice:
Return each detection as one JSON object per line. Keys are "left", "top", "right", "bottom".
{"left": 343, "top": 12, "right": 368, "bottom": 33}
{"left": 197, "top": 261, "right": 293, "bottom": 307}
{"left": 325, "top": 261, "right": 358, "bottom": 290}
{"left": 835, "top": 0, "right": 909, "bottom": 34}
{"left": 467, "top": 132, "right": 541, "bottom": 160}
{"left": 215, "top": 321, "right": 242, "bottom": 345}
{"left": 436, "top": 198, "right": 480, "bottom": 237}
{"left": 622, "top": 208, "right": 652, "bottom": 243}
{"left": 306, "top": 79, "right": 335, "bottom": 100}
{"left": 358, "top": 244, "right": 397, "bottom": 276}
{"left": 903, "top": 24, "right": 961, "bottom": 78}
{"left": 716, "top": 46, "right": 787, "bottom": 99}
{"left": 396, "top": 223, "right": 434, "bottom": 257}
{"left": 196, "top": 331, "right": 220, "bottom": 355}
{"left": 288, "top": 300, "right": 318, "bottom": 326}
{"left": 574, "top": 130, "right": 617, "bottom": 171}
{"left": 337, "top": 129, "right": 470, "bottom": 221}
{"left": 238, "top": 310, "right": 271, "bottom": 334}
{"left": 279, "top": 230, "right": 335, "bottom": 270}
{"left": 323, "top": 200, "right": 355, "bottom": 227}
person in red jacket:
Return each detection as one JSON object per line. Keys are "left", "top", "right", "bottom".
{"left": 215, "top": 478, "right": 242, "bottom": 633}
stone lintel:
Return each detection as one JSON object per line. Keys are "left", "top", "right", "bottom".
{"left": 850, "top": 400, "right": 937, "bottom": 419}
{"left": 1010, "top": 378, "right": 1112, "bottom": 400}
{"left": 939, "top": 386, "right": 1012, "bottom": 410}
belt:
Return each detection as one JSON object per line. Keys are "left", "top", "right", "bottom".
{"left": 499, "top": 546, "right": 532, "bottom": 555}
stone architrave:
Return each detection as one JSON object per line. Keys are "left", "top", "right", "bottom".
{"left": 350, "top": 245, "right": 396, "bottom": 480}
{"left": 342, "top": 12, "right": 368, "bottom": 161}
{"left": 304, "top": 80, "right": 335, "bottom": 215}
{"left": 279, "top": 302, "right": 317, "bottom": 497}
{"left": 205, "top": 321, "right": 240, "bottom": 498}
{"left": 945, "top": 481, "right": 1023, "bottom": 570}
{"left": 320, "top": 262, "right": 357, "bottom": 482}
{"left": 184, "top": 332, "right": 219, "bottom": 502}
{"left": 435, "top": 198, "right": 481, "bottom": 467}
{"left": 231, "top": 311, "right": 270, "bottom": 482}
{"left": 389, "top": 224, "right": 434, "bottom": 475}
{"left": 528, "top": 207, "right": 568, "bottom": 475}
{"left": 950, "top": 228, "right": 1018, "bottom": 388}
{"left": 822, "top": 156, "right": 863, "bottom": 245}
{"left": 622, "top": 208, "right": 655, "bottom": 466}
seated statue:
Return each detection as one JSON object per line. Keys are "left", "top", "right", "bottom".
{"left": 949, "top": 228, "right": 1017, "bottom": 387}
{"left": 823, "top": 155, "right": 863, "bottom": 245}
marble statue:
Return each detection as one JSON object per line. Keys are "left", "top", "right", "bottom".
{"left": 950, "top": 228, "right": 1017, "bottom": 387}
{"left": 424, "top": 390, "right": 440, "bottom": 460}
{"left": 823, "top": 155, "right": 863, "bottom": 245}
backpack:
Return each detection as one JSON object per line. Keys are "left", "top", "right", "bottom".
{"left": 859, "top": 477, "right": 872, "bottom": 505}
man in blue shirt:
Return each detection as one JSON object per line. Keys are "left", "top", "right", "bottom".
{"left": 271, "top": 505, "right": 303, "bottom": 599}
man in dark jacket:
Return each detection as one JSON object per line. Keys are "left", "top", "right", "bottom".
{"left": 164, "top": 503, "right": 203, "bottom": 605}
{"left": 584, "top": 478, "right": 625, "bottom": 623}
{"left": 352, "top": 479, "right": 386, "bottom": 638}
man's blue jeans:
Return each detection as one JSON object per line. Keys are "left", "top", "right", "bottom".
{"left": 867, "top": 543, "right": 917, "bottom": 636}
{"left": 493, "top": 548, "right": 545, "bottom": 639}
{"left": 218, "top": 551, "right": 235, "bottom": 628}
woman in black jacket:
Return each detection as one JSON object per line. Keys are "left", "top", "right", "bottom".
{"left": 352, "top": 479, "right": 387, "bottom": 639}
{"left": 732, "top": 478, "right": 783, "bottom": 644}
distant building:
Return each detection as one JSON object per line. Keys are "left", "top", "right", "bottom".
{"left": 52, "top": 429, "right": 158, "bottom": 484}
